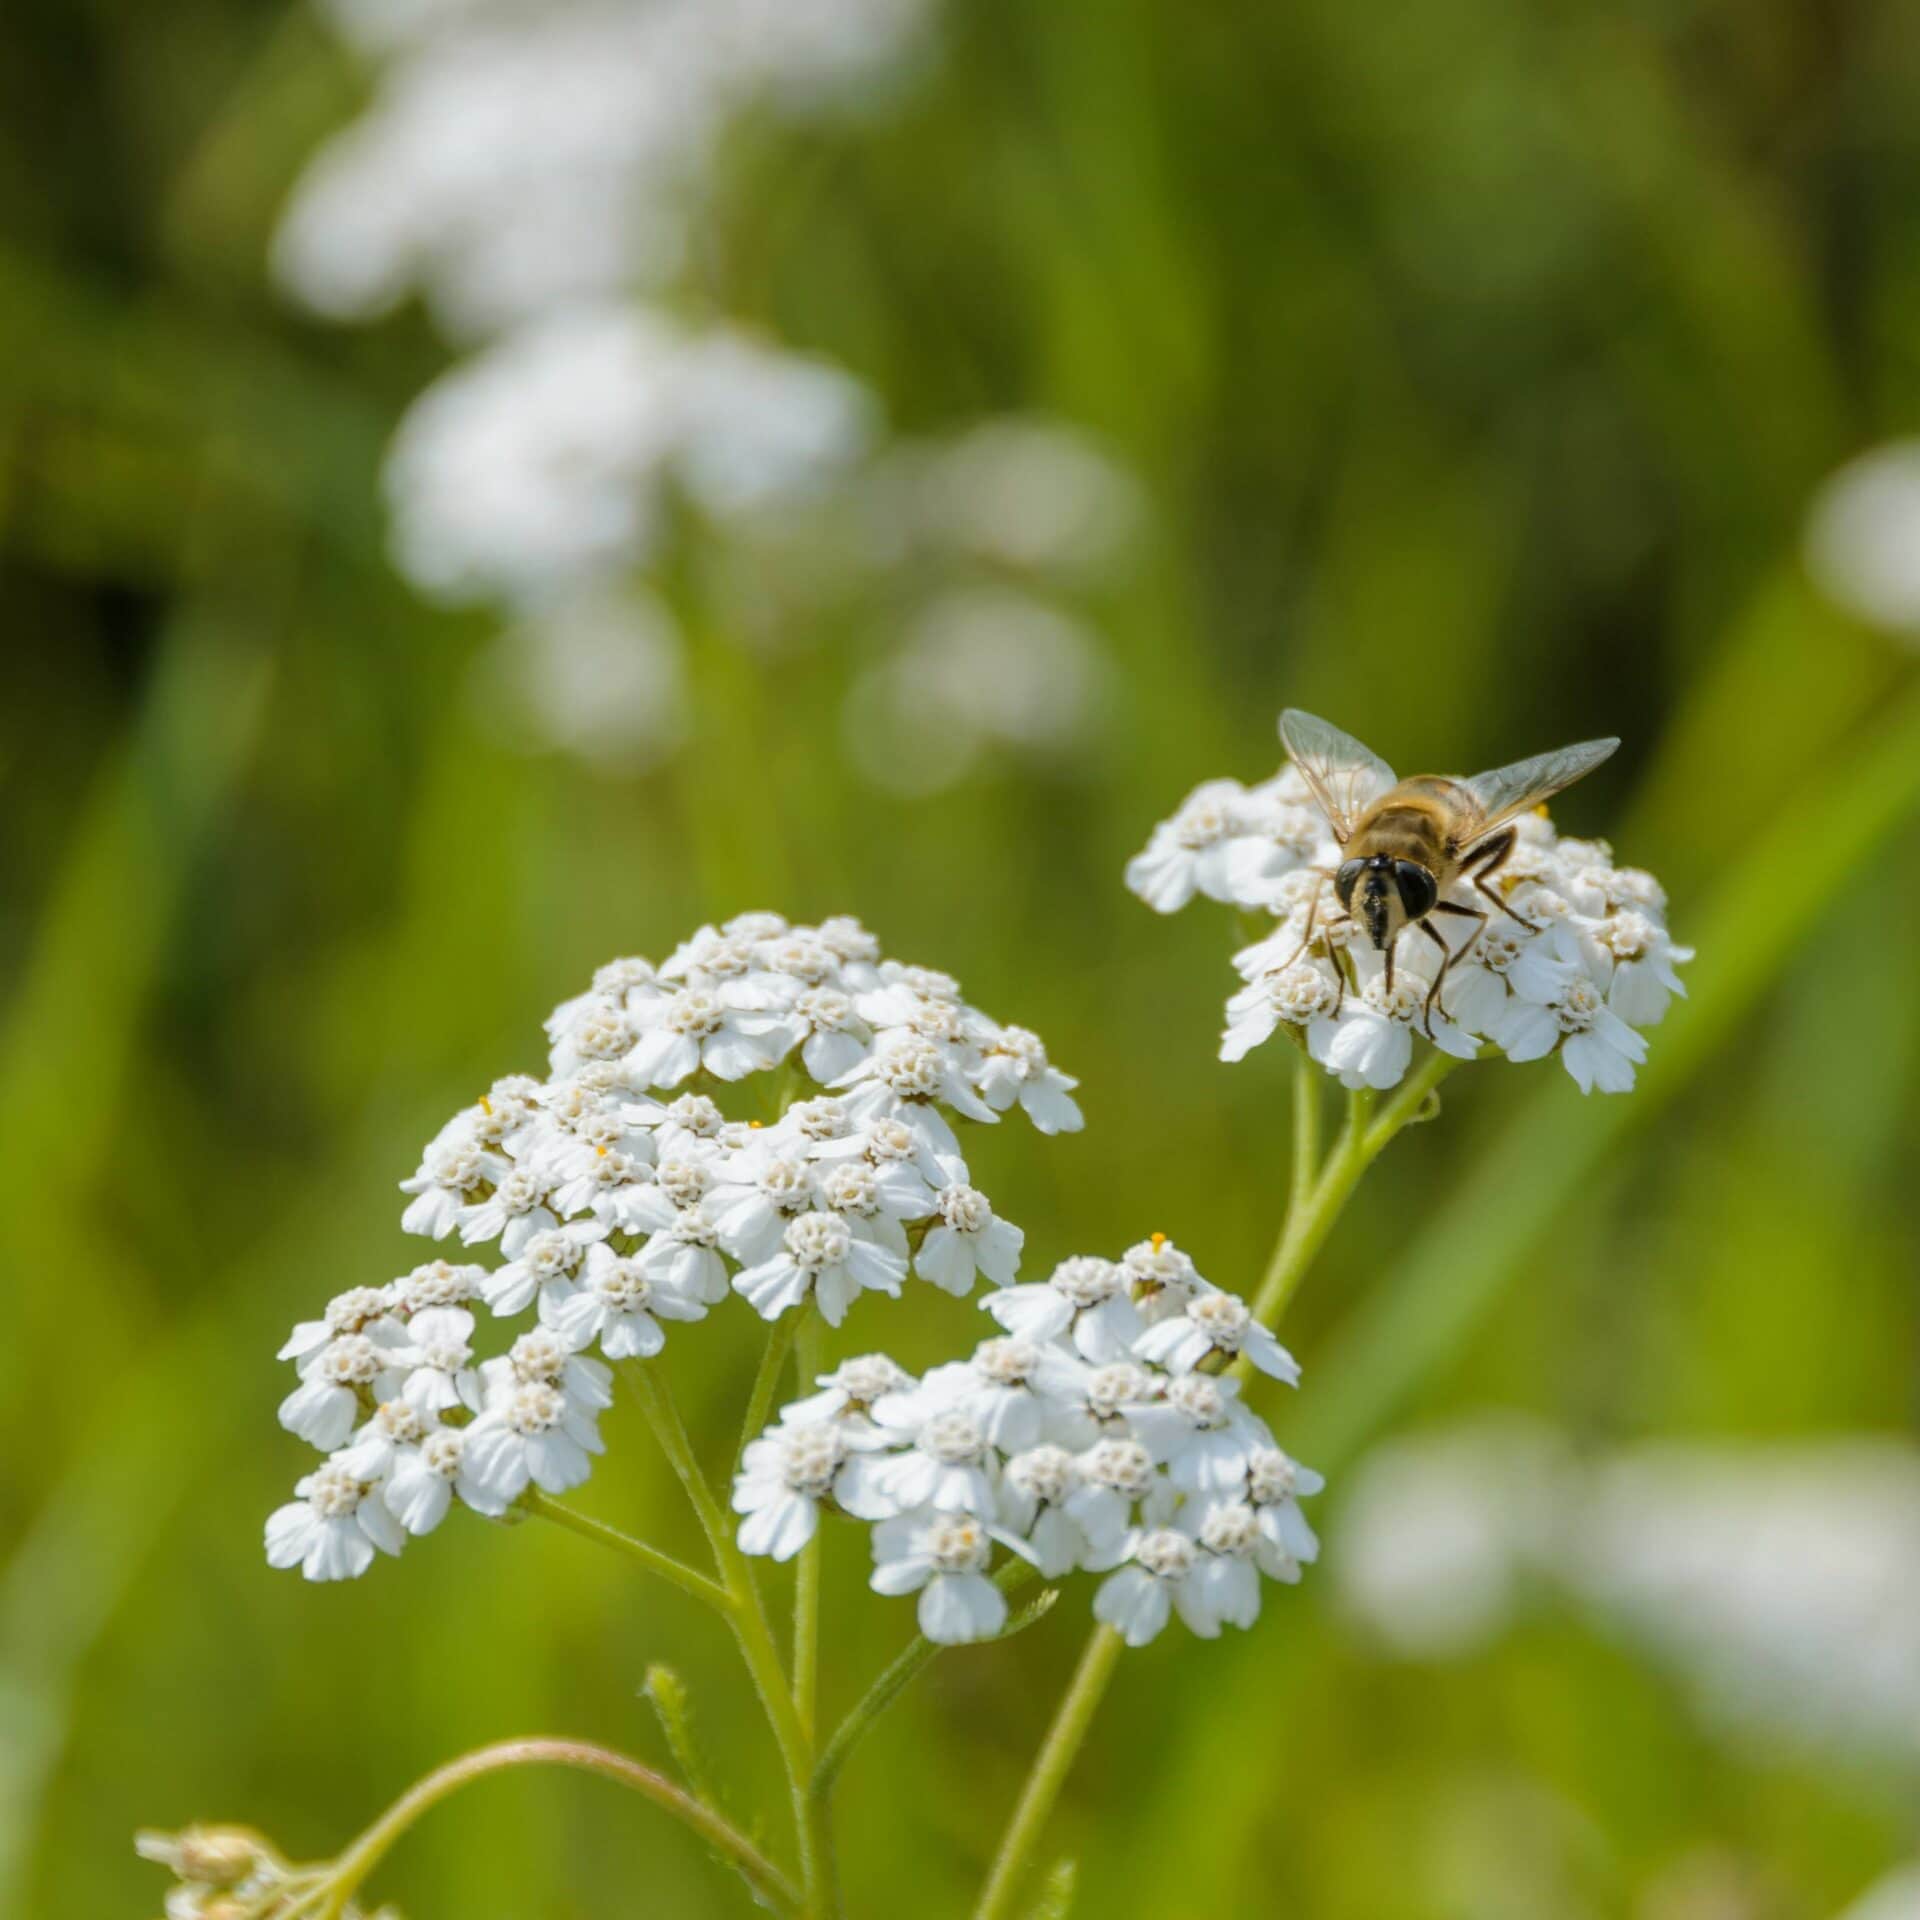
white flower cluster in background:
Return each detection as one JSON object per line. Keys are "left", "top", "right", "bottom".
{"left": 381, "top": 315, "right": 1132, "bottom": 783}
{"left": 1126, "top": 752, "right": 1689, "bottom": 1095}
{"left": 276, "top": 0, "right": 936, "bottom": 335}
{"left": 266, "top": 914, "right": 1083, "bottom": 1581}
{"left": 733, "top": 1235, "right": 1323, "bottom": 1647}
{"left": 1804, "top": 439, "right": 1920, "bottom": 640}
{"left": 1336, "top": 1421, "right": 1920, "bottom": 1771}
{"left": 384, "top": 306, "right": 876, "bottom": 609}
{"left": 273, "top": 0, "right": 1142, "bottom": 789}
{"left": 839, "top": 587, "right": 1113, "bottom": 795}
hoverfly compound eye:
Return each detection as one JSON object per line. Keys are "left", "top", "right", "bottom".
{"left": 1393, "top": 861, "right": 1437, "bottom": 920}
{"left": 1334, "top": 859, "right": 1363, "bottom": 910}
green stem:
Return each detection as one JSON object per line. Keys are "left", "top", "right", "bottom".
{"left": 1241, "top": 1047, "right": 1462, "bottom": 1345}
{"left": 1288, "top": 1051, "right": 1322, "bottom": 1218}
{"left": 626, "top": 1362, "right": 836, "bottom": 1918}
{"left": 313, "top": 1738, "right": 797, "bottom": 1919}
{"left": 1241, "top": 1080, "right": 1372, "bottom": 1336}
{"left": 739, "top": 1311, "right": 803, "bottom": 1464}
{"left": 812, "top": 1563, "right": 1040, "bottom": 1804}
{"left": 791, "top": 1313, "right": 827, "bottom": 1746}
{"left": 522, "top": 1490, "right": 732, "bottom": 1613}
{"left": 1363, "top": 1043, "right": 1463, "bottom": 1156}
{"left": 625, "top": 1361, "right": 740, "bottom": 1555}
{"left": 970, "top": 1627, "right": 1126, "bottom": 1920}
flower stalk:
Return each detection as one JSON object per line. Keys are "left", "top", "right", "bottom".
{"left": 311, "top": 1737, "right": 797, "bottom": 1919}
{"left": 626, "top": 1359, "right": 838, "bottom": 1917}
{"left": 522, "top": 1488, "right": 731, "bottom": 1612}
{"left": 971, "top": 1627, "right": 1126, "bottom": 1920}
{"left": 791, "top": 1312, "right": 828, "bottom": 1746}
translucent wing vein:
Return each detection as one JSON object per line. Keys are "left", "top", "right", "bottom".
{"left": 1278, "top": 709, "right": 1398, "bottom": 843}
{"left": 1460, "top": 737, "right": 1620, "bottom": 842}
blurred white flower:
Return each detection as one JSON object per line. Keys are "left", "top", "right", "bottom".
{"left": 1804, "top": 441, "right": 1920, "bottom": 638}
{"left": 473, "top": 586, "right": 689, "bottom": 770}
{"left": 1339, "top": 1420, "right": 1920, "bottom": 1769}
{"left": 1335, "top": 1416, "right": 1567, "bottom": 1658}
{"left": 1572, "top": 1441, "right": 1920, "bottom": 1768}
{"left": 278, "top": 0, "right": 936, "bottom": 335}
{"left": 1840, "top": 1862, "right": 1920, "bottom": 1920}
{"left": 843, "top": 589, "right": 1111, "bottom": 793}
{"left": 277, "top": 0, "right": 1147, "bottom": 789}
{"left": 385, "top": 306, "right": 872, "bottom": 606}
{"left": 881, "top": 419, "right": 1139, "bottom": 576}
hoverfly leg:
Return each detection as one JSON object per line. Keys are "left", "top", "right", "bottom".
{"left": 1323, "top": 914, "right": 1353, "bottom": 1015}
{"left": 1279, "top": 880, "right": 1325, "bottom": 975}
{"left": 1431, "top": 898, "right": 1488, "bottom": 962}
{"left": 1415, "top": 917, "right": 1455, "bottom": 1036}
{"left": 1460, "top": 827, "right": 1535, "bottom": 932}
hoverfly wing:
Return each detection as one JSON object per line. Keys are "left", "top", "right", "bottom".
{"left": 1458, "top": 737, "right": 1620, "bottom": 844}
{"left": 1279, "top": 709, "right": 1398, "bottom": 844}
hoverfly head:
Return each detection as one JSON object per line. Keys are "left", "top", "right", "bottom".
{"left": 1355, "top": 854, "right": 1398, "bottom": 950}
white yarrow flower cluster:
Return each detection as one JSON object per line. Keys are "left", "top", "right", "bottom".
{"left": 734, "top": 1235, "right": 1323, "bottom": 1646}
{"left": 267, "top": 914, "right": 1080, "bottom": 1580}
{"left": 1129, "top": 748, "right": 1689, "bottom": 1095}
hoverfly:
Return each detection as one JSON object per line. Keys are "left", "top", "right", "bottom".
{"left": 1278, "top": 709, "right": 1620, "bottom": 1028}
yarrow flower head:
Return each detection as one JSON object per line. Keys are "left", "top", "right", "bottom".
{"left": 265, "top": 915, "right": 1081, "bottom": 1579}
{"left": 1129, "top": 710, "right": 1689, "bottom": 1095}
{"left": 136, "top": 1824, "right": 401, "bottom": 1920}
{"left": 735, "top": 1237, "right": 1323, "bottom": 1647}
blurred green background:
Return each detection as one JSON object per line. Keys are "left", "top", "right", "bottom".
{"left": 4, "top": 0, "right": 1919, "bottom": 1915}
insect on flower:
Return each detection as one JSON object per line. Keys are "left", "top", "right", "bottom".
{"left": 1278, "top": 709, "right": 1620, "bottom": 1031}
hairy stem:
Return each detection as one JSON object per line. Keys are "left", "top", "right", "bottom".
{"left": 522, "top": 1489, "right": 732, "bottom": 1613}
{"left": 627, "top": 1360, "right": 836, "bottom": 1917}
{"left": 812, "top": 1564, "right": 1042, "bottom": 1803}
{"left": 313, "top": 1737, "right": 797, "bottom": 1919}
{"left": 970, "top": 1627, "right": 1126, "bottom": 1920}
{"left": 739, "top": 1311, "right": 802, "bottom": 1465}
{"left": 1289, "top": 1053, "right": 1322, "bottom": 1218}
{"left": 1242, "top": 1047, "right": 1461, "bottom": 1342}
{"left": 791, "top": 1313, "right": 827, "bottom": 1746}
